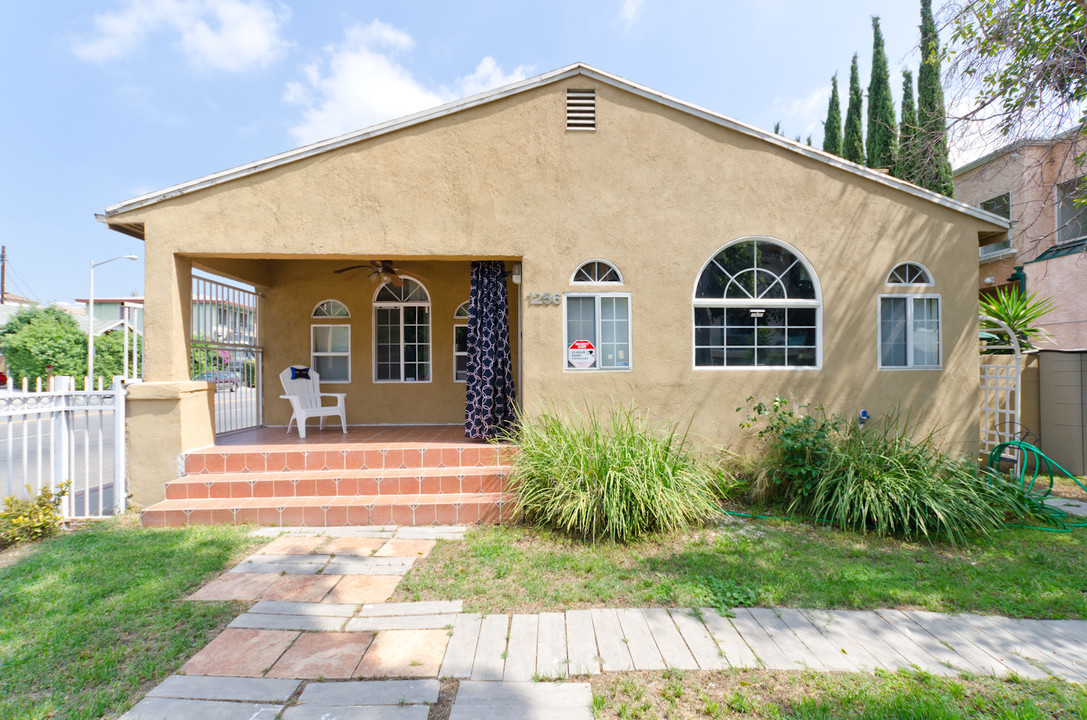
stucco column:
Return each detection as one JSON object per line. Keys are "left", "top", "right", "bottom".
{"left": 144, "top": 244, "right": 193, "bottom": 382}
{"left": 125, "top": 381, "right": 214, "bottom": 508}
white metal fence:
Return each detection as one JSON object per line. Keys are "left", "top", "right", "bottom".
{"left": 0, "top": 375, "right": 127, "bottom": 519}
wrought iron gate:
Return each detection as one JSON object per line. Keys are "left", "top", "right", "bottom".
{"left": 191, "top": 275, "right": 262, "bottom": 434}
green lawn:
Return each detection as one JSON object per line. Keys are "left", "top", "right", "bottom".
{"left": 591, "top": 667, "right": 1087, "bottom": 719}
{"left": 0, "top": 517, "right": 258, "bottom": 720}
{"left": 394, "top": 520, "right": 1087, "bottom": 618}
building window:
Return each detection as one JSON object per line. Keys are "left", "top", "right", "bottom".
{"left": 374, "top": 279, "right": 431, "bottom": 382}
{"left": 572, "top": 260, "right": 623, "bottom": 284}
{"left": 564, "top": 293, "right": 631, "bottom": 370}
{"left": 311, "top": 325, "right": 350, "bottom": 382}
{"left": 693, "top": 238, "right": 820, "bottom": 368}
{"left": 979, "top": 194, "right": 1013, "bottom": 258}
{"left": 313, "top": 299, "right": 350, "bottom": 318}
{"left": 886, "top": 262, "right": 933, "bottom": 286}
{"left": 879, "top": 295, "right": 941, "bottom": 369}
{"left": 453, "top": 301, "right": 469, "bottom": 382}
{"left": 1057, "top": 176, "right": 1087, "bottom": 244}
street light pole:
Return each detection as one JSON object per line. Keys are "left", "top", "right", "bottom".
{"left": 87, "top": 254, "right": 138, "bottom": 388}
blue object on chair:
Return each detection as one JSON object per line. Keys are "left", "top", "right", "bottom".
{"left": 291, "top": 367, "right": 310, "bottom": 380}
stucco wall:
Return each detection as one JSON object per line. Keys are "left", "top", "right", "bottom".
{"left": 111, "top": 78, "right": 999, "bottom": 453}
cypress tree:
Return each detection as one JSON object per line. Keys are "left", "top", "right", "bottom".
{"left": 773, "top": 121, "right": 782, "bottom": 135}
{"left": 822, "top": 74, "right": 842, "bottom": 156}
{"left": 917, "top": 0, "right": 955, "bottom": 196}
{"left": 895, "top": 69, "right": 919, "bottom": 182}
{"left": 866, "top": 17, "right": 897, "bottom": 170}
{"left": 842, "top": 54, "right": 865, "bottom": 164}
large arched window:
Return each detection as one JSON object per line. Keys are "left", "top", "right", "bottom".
{"left": 693, "top": 238, "right": 821, "bottom": 367}
{"left": 373, "top": 278, "right": 431, "bottom": 382}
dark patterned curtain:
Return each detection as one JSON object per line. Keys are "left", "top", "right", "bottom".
{"left": 465, "top": 261, "right": 517, "bottom": 439}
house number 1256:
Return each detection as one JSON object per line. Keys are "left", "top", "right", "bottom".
{"left": 528, "top": 293, "right": 562, "bottom": 306}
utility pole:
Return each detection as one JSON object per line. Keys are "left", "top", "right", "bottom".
{"left": 1, "top": 245, "right": 7, "bottom": 304}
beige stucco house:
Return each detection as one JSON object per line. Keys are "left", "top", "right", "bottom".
{"left": 955, "top": 132, "right": 1087, "bottom": 348}
{"left": 100, "top": 64, "right": 1009, "bottom": 509}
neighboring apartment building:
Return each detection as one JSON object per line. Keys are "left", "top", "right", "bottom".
{"left": 955, "top": 133, "right": 1087, "bottom": 347}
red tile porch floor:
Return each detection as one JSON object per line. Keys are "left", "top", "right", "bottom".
{"left": 140, "top": 425, "right": 517, "bottom": 528}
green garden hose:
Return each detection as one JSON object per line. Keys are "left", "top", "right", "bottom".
{"left": 988, "top": 440, "right": 1087, "bottom": 529}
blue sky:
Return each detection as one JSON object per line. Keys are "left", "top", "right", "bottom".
{"left": 1, "top": 1, "right": 937, "bottom": 303}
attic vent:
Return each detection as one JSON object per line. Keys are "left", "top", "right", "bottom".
{"left": 566, "top": 89, "right": 596, "bottom": 130}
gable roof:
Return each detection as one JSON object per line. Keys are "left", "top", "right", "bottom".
{"left": 100, "top": 63, "right": 1009, "bottom": 233}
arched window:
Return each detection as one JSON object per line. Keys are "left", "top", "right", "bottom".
{"left": 880, "top": 263, "right": 940, "bottom": 369}
{"left": 693, "top": 238, "right": 821, "bottom": 367}
{"left": 373, "top": 278, "right": 431, "bottom": 382}
{"left": 453, "top": 301, "right": 469, "bottom": 382}
{"left": 312, "top": 299, "right": 350, "bottom": 318}
{"left": 886, "top": 262, "right": 933, "bottom": 286}
{"left": 572, "top": 260, "right": 623, "bottom": 284}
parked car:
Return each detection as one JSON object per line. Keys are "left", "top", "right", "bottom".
{"left": 197, "top": 370, "right": 242, "bottom": 392}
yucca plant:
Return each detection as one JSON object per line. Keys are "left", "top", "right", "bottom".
{"left": 504, "top": 406, "right": 719, "bottom": 543}
{"left": 979, "top": 286, "right": 1057, "bottom": 350}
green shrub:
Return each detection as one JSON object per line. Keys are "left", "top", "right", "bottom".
{"left": 0, "top": 482, "right": 69, "bottom": 548}
{"left": 506, "top": 407, "right": 719, "bottom": 543}
{"left": 744, "top": 400, "right": 1043, "bottom": 543}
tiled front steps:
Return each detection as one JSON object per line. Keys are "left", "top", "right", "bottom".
{"left": 140, "top": 438, "right": 517, "bottom": 528}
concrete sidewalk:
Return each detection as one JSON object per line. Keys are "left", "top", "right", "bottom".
{"left": 120, "top": 524, "right": 1087, "bottom": 719}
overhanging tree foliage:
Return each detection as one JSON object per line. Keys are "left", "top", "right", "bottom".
{"left": 917, "top": 0, "right": 956, "bottom": 196}
{"left": 944, "top": 0, "right": 1087, "bottom": 141}
{"left": 823, "top": 73, "right": 843, "bottom": 156}
{"left": 867, "top": 16, "right": 898, "bottom": 169}
{"left": 843, "top": 54, "right": 866, "bottom": 164}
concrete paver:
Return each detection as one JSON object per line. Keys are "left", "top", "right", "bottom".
{"left": 440, "top": 613, "right": 482, "bottom": 679}
{"left": 355, "top": 629, "right": 449, "bottom": 678}
{"left": 266, "top": 632, "right": 375, "bottom": 679}
{"left": 258, "top": 575, "right": 341, "bottom": 602}
{"left": 324, "top": 575, "right": 402, "bottom": 604}
{"left": 615, "top": 608, "right": 665, "bottom": 671}
{"left": 802, "top": 609, "right": 890, "bottom": 671}
{"left": 670, "top": 609, "right": 727, "bottom": 671}
{"left": 322, "top": 536, "right": 387, "bottom": 555}
{"left": 324, "top": 558, "right": 414, "bottom": 575}
{"left": 450, "top": 680, "right": 593, "bottom": 720}
{"left": 296, "top": 679, "right": 440, "bottom": 705}
{"left": 904, "top": 610, "right": 1012, "bottom": 676}
{"left": 358, "top": 600, "right": 462, "bottom": 616}
{"left": 180, "top": 629, "right": 299, "bottom": 678}
{"left": 642, "top": 608, "right": 698, "bottom": 670}
{"left": 146, "top": 675, "right": 301, "bottom": 702}
{"left": 504, "top": 613, "right": 539, "bottom": 681}
{"left": 120, "top": 697, "right": 282, "bottom": 719}
{"left": 256, "top": 536, "right": 327, "bottom": 555}
{"left": 565, "top": 609, "right": 599, "bottom": 675}
{"left": 730, "top": 609, "right": 799, "bottom": 670}
{"left": 775, "top": 608, "right": 856, "bottom": 673}
{"left": 283, "top": 706, "right": 429, "bottom": 719}
{"left": 472, "top": 613, "right": 510, "bottom": 681}
{"left": 229, "top": 613, "right": 348, "bottom": 632}
{"left": 701, "top": 609, "right": 759, "bottom": 668}
{"left": 536, "top": 611, "right": 568, "bottom": 679}
{"left": 251, "top": 600, "right": 358, "bottom": 617}
{"left": 374, "top": 538, "right": 436, "bottom": 557}
{"left": 590, "top": 608, "right": 632, "bottom": 672}
{"left": 346, "top": 614, "right": 457, "bottom": 631}
{"left": 188, "top": 573, "right": 282, "bottom": 602}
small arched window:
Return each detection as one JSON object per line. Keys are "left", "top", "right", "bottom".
{"left": 572, "top": 260, "right": 623, "bottom": 284}
{"left": 693, "top": 238, "right": 821, "bottom": 368}
{"left": 312, "top": 299, "right": 350, "bottom": 318}
{"left": 886, "top": 262, "right": 933, "bottom": 286}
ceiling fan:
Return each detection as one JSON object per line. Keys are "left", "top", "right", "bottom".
{"left": 333, "top": 260, "right": 427, "bottom": 286}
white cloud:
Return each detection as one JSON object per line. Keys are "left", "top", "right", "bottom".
{"left": 455, "top": 57, "right": 532, "bottom": 97}
{"left": 768, "top": 85, "right": 830, "bottom": 142}
{"left": 285, "top": 22, "right": 533, "bottom": 146}
{"left": 620, "top": 0, "right": 644, "bottom": 29}
{"left": 72, "top": 0, "right": 290, "bottom": 72}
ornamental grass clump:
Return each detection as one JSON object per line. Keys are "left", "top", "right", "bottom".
{"left": 506, "top": 407, "right": 719, "bottom": 543}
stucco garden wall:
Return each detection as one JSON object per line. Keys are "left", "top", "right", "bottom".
{"left": 110, "top": 76, "right": 1002, "bottom": 456}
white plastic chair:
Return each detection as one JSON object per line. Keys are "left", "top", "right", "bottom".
{"left": 279, "top": 366, "right": 347, "bottom": 439}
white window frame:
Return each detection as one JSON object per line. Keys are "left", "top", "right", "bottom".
{"left": 562, "top": 292, "right": 633, "bottom": 372}
{"left": 571, "top": 259, "right": 624, "bottom": 285}
{"left": 372, "top": 280, "right": 432, "bottom": 384}
{"left": 453, "top": 301, "right": 469, "bottom": 383}
{"left": 877, "top": 293, "right": 942, "bottom": 370}
{"left": 312, "top": 299, "right": 351, "bottom": 318}
{"left": 1055, "top": 175, "right": 1087, "bottom": 245}
{"left": 310, "top": 324, "right": 351, "bottom": 384}
{"left": 885, "top": 262, "right": 934, "bottom": 287}
{"left": 691, "top": 237, "right": 822, "bottom": 370}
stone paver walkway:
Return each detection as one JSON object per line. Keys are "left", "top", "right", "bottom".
{"left": 122, "top": 523, "right": 1087, "bottom": 719}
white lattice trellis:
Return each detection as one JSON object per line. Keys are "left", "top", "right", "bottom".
{"left": 979, "top": 314, "right": 1022, "bottom": 459}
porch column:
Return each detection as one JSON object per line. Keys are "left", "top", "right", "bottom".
{"left": 143, "top": 244, "right": 193, "bottom": 382}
